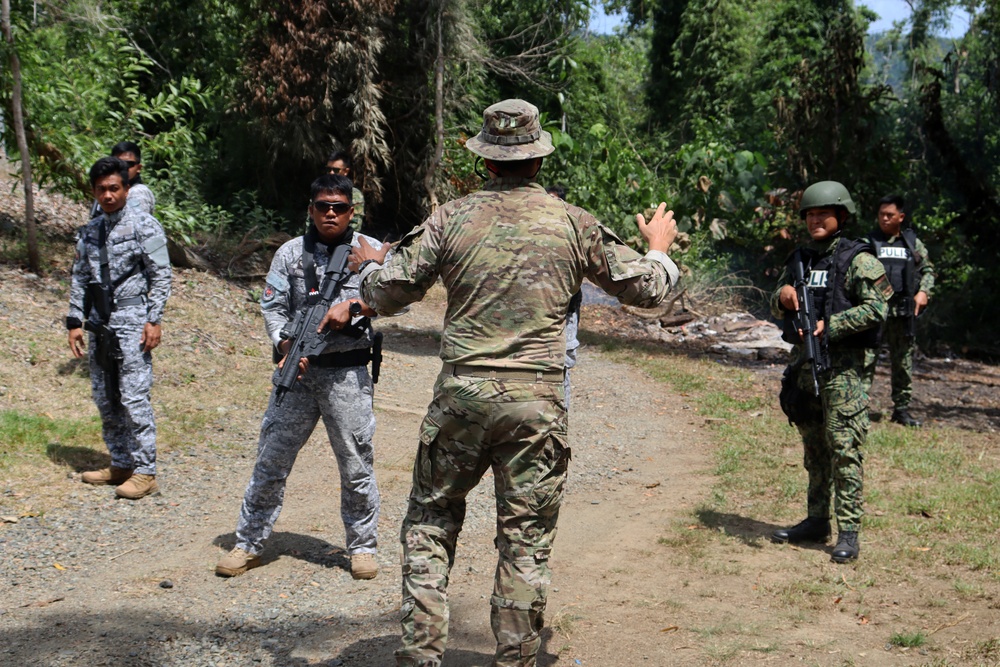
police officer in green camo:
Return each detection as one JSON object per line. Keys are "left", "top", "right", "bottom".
{"left": 325, "top": 149, "right": 365, "bottom": 228}
{"left": 771, "top": 181, "right": 893, "bottom": 563}
{"left": 342, "top": 99, "right": 681, "bottom": 667}
{"left": 863, "top": 194, "right": 935, "bottom": 427}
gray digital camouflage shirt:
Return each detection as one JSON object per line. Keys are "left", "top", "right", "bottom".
{"left": 262, "top": 230, "right": 387, "bottom": 354}
{"left": 69, "top": 205, "right": 172, "bottom": 325}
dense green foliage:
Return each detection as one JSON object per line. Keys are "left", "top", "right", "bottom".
{"left": 0, "top": 0, "right": 996, "bottom": 352}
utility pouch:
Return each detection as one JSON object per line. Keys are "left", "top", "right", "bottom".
{"left": 779, "top": 365, "right": 822, "bottom": 426}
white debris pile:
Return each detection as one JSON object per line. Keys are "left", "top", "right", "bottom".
{"left": 653, "top": 312, "right": 792, "bottom": 361}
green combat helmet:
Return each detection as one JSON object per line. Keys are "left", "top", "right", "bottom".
{"left": 799, "top": 180, "right": 857, "bottom": 218}
{"left": 465, "top": 99, "right": 554, "bottom": 161}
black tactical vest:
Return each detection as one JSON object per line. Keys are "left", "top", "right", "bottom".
{"left": 786, "top": 238, "right": 879, "bottom": 349}
{"left": 868, "top": 228, "right": 919, "bottom": 297}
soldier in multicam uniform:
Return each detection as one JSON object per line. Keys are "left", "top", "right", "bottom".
{"left": 343, "top": 99, "right": 681, "bottom": 667}
{"left": 863, "top": 194, "right": 935, "bottom": 427}
{"left": 325, "top": 150, "right": 365, "bottom": 228}
{"left": 215, "top": 174, "right": 384, "bottom": 581}
{"left": 68, "top": 157, "right": 172, "bottom": 500}
{"left": 89, "top": 142, "right": 156, "bottom": 219}
{"left": 771, "top": 181, "right": 893, "bottom": 563}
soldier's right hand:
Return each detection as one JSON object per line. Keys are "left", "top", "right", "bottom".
{"left": 68, "top": 328, "right": 85, "bottom": 359}
{"left": 779, "top": 285, "right": 799, "bottom": 312}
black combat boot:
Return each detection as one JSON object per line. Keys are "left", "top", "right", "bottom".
{"left": 772, "top": 517, "right": 831, "bottom": 544}
{"left": 890, "top": 409, "right": 922, "bottom": 427}
{"left": 831, "top": 531, "right": 860, "bottom": 563}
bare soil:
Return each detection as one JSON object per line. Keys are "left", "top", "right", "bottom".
{"left": 0, "top": 187, "right": 998, "bottom": 665}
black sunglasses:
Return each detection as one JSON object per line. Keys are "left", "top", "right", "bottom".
{"left": 122, "top": 160, "right": 139, "bottom": 168}
{"left": 312, "top": 200, "right": 353, "bottom": 215}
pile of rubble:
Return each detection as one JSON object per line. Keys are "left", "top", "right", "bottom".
{"left": 657, "top": 312, "right": 791, "bottom": 361}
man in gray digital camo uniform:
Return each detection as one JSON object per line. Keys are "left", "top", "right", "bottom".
{"left": 89, "top": 141, "right": 156, "bottom": 219}
{"left": 69, "top": 157, "right": 172, "bottom": 500}
{"left": 216, "top": 174, "right": 385, "bottom": 581}
{"left": 346, "top": 99, "right": 681, "bottom": 667}
{"left": 864, "top": 194, "right": 935, "bottom": 427}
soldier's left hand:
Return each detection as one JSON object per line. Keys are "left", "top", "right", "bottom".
{"left": 914, "top": 291, "right": 928, "bottom": 316}
{"left": 347, "top": 237, "right": 390, "bottom": 273}
{"left": 813, "top": 320, "right": 825, "bottom": 339}
{"left": 277, "top": 353, "right": 309, "bottom": 380}
{"left": 141, "top": 322, "right": 162, "bottom": 353}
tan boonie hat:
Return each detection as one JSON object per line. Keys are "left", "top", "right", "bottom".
{"left": 465, "top": 99, "right": 555, "bottom": 161}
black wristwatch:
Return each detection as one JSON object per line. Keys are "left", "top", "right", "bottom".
{"left": 349, "top": 301, "right": 363, "bottom": 317}
{"left": 357, "top": 259, "right": 378, "bottom": 274}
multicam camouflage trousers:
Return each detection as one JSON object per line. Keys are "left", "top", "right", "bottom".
{"left": 862, "top": 316, "right": 915, "bottom": 410}
{"left": 395, "top": 372, "right": 569, "bottom": 667}
{"left": 795, "top": 357, "right": 869, "bottom": 533}
{"left": 89, "top": 306, "right": 157, "bottom": 475}
{"left": 234, "top": 365, "right": 379, "bottom": 557}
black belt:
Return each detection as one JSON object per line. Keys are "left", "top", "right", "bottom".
{"left": 441, "top": 362, "right": 564, "bottom": 382}
{"left": 113, "top": 295, "right": 146, "bottom": 311}
{"left": 313, "top": 348, "right": 373, "bottom": 368}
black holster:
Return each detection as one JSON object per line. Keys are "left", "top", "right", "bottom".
{"left": 371, "top": 331, "right": 383, "bottom": 384}
{"left": 779, "top": 365, "right": 823, "bottom": 426}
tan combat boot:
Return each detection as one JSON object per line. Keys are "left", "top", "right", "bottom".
{"left": 216, "top": 547, "right": 262, "bottom": 577}
{"left": 81, "top": 466, "right": 132, "bottom": 486}
{"left": 115, "top": 473, "right": 159, "bottom": 499}
{"left": 350, "top": 552, "right": 378, "bottom": 580}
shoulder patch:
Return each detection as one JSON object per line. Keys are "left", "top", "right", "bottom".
{"left": 396, "top": 224, "right": 426, "bottom": 249}
{"left": 265, "top": 270, "right": 290, "bottom": 295}
{"left": 874, "top": 274, "right": 894, "bottom": 299}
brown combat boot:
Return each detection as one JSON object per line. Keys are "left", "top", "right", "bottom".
{"left": 81, "top": 466, "right": 132, "bottom": 486}
{"left": 115, "top": 473, "right": 159, "bottom": 499}
{"left": 215, "top": 547, "right": 262, "bottom": 577}
{"left": 350, "top": 552, "right": 378, "bottom": 580}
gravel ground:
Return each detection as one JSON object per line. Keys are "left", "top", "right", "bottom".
{"left": 0, "top": 267, "right": 700, "bottom": 667}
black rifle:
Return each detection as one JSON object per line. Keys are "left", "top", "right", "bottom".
{"left": 274, "top": 243, "right": 369, "bottom": 406}
{"left": 789, "top": 252, "right": 829, "bottom": 397}
{"left": 83, "top": 219, "right": 125, "bottom": 403}
{"left": 84, "top": 319, "right": 124, "bottom": 403}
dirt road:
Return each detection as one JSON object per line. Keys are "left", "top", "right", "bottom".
{"left": 1, "top": 264, "right": 997, "bottom": 666}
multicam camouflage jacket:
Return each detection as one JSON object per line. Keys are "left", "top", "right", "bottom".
{"left": 360, "top": 178, "right": 679, "bottom": 371}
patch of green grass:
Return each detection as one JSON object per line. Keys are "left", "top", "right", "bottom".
{"left": 0, "top": 409, "right": 102, "bottom": 471}
{"left": 610, "top": 346, "right": 1000, "bottom": 580}
{"left": 889, "top": 630, "right": 927, "bottom": 647}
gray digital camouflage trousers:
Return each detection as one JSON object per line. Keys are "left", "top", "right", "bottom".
{"left": 862, "top": 316, "right": 915, "bottom": 410}
{"left": 794, "top": 358, "right": 869, "bottom": 533}
{"left": 235, "top": 365, "right": 379, "bottom": 556}
{"left": 395, "top": 372, "right": 569, "bottom": 667}
{"left": 89, "top": 305, "right": 157, "bottom": 475}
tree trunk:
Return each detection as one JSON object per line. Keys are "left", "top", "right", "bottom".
{"left": 422, "top": 1, "right": 444, "bottom": 213}
{"left": 1, "top": 0, "right": 39, "bottom": 273}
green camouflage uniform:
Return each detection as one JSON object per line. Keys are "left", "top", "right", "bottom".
{"left": 862, "top": 234, "right": 934, "bottom": 410}
{"left": 352, "top": 186, "right": 365, "bottom": 227}
{"left": 772, "top": 237, "right": 892, "bottom": 533}
{"left": 360, "top": 177, "right": 678, "bottom": 667}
